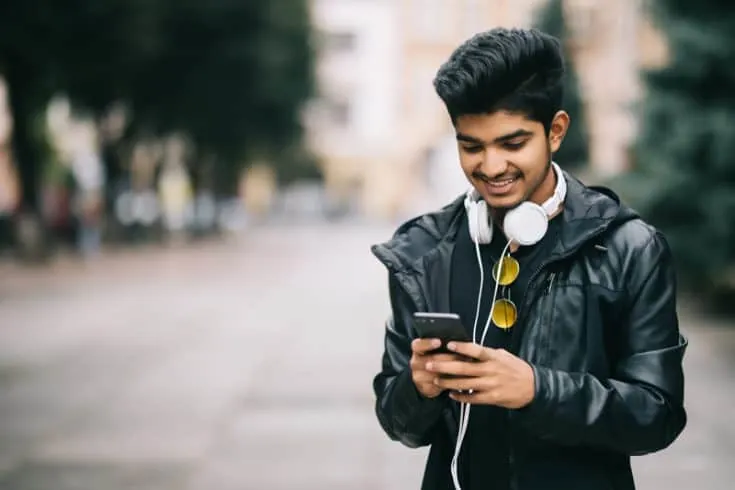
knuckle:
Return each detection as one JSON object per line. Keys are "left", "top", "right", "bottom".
{"left": 490, "top": 390, "right": 504, "bottom": 404}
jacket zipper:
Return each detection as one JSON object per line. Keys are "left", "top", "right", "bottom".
{"left": 507, "top": 234, "right": 611, "bottom": 486}
{"left": 507, "top": 273, "right": 555, "bottom": 489}
{"left": 509, "top": 261, "right": 570, "bottom": 489}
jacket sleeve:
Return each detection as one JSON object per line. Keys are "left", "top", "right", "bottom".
{"left": 372, "top": 274, "right": 447, "bottom": 448}
{"left": 516, "top": 231, "right": 687, "bottom": 455}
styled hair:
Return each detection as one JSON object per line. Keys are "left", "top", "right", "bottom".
{"left": 433, "top": 27, "right": 565, "bottom": 132}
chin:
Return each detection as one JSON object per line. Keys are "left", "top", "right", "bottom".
{"left": 473, "top": 177, "right": 527, "bottom": 210}
{"left": 480, "top": 189, "right": 525, "bottom": 210}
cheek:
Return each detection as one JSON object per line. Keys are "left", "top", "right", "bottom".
{"left": 514, "top": 142, "right": 548, "bottom": 175}
{"left": 457, "top": 152, "right": 477, "bottom": 176}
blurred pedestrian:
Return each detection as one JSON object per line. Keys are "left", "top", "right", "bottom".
{"left": 71, "top": 149, "right": 105, "bottom": 257}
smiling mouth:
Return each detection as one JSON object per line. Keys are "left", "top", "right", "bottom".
{"left": 478, "top": 175, "right": 519, "bottom": 196}
{"left": 486, "top": 176, "right": 518, "bottom": 188}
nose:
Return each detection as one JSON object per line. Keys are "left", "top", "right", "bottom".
{"left": 479, "top": 149, "right": 508, "bottom": 178}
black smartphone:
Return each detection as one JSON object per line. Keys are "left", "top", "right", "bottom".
{"left": 413, "top": 312, "right": 471, "bottom": 353}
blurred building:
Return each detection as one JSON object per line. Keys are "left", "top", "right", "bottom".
{"left": 564, "top": 0, "right": 668, "bottom": 177}
{"left": 391, "top": 0, "right": 548, "bottom": 214}
{"left": 306, "top": 0, "right": 402, "bottom": 218}
{"left": 307, "top": 0, "right": 668, "bottom": 220}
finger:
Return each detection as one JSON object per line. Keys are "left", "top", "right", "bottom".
{"left": 425, "top": 360, "right": 484, "bottom": 377}
{"left": 446, "top": 341, "right": 495, "bottom": 361}
{"left": 409, "top": 355, "right": 425, "bottom": 371}
{"left": 448, "top": 390, "right": 478, "bottom": 404}
{"left": 426, "top": 353, "right": 466, "bottom": 363}
{"left": 434, "top": 376, "right": 482, "bottom": 392}
{"left": 412, "top": 370, "right": 436, "bottom": 384}
{"left": 412, "top": 338, "right": 441, "bottom": 354}
{"left": 450, "top": 390, "right": 507, "bottom": 407}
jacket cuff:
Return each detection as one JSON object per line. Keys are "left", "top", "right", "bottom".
{"left": 514, "top": 364, "right": 555, "bottom": 428}
{"left": 392, "top": 369, "right": 445, "bottom": 429}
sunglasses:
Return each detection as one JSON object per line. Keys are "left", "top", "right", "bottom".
{"left": 490, "top": 255, "right": 520, "bottom": 330}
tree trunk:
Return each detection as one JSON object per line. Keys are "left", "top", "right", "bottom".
{"left": 4, "top": 55, "right": 51, "bottom": 262}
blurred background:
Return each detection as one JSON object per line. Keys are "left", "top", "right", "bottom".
{"left": 1, "top": 0, "right": 734, "bottom": 488}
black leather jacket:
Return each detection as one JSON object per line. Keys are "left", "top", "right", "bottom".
{"left": 371, "top": 174, "right": 687, "bottom": 490}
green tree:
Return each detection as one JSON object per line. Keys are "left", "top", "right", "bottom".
{"left": 0, "top": 0, "right": 316, "bottom": 254}
{"left": 0, "top": 0, "right": 149, "bottom": 258}
{"left": 534, "top": 0, "right": 590, "bottom": 170}
{"left": 616, "top": 1, "right": 735, "bottom": 299}
{"left": 124, "top": 0, "right": 317, "bottom": 195}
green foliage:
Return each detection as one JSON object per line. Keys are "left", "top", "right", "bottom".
{"left": 124, "top": 0, "right": 316, "bottom": 164}
{"left": 0, "top": 0, "right": 317, "bottom": 207}
{"left": 534, "top": 0, "right": 590, "bottom": 170}
{"left": 618, "top": 1, "right": 735, "bottom": 288}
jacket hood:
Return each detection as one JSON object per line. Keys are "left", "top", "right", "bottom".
{"left": 371, "top": 171, "right": 639, "bottom": 274}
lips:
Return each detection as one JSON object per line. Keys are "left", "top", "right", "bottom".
{"left": 482, "top": 176, "right": 519, "bottom": 196}
{"left": 487, "top": 177, "right": 517, "bottom": 188}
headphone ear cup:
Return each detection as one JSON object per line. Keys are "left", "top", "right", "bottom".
{"left": 467, "top": 199, "right": 493, "bottom": 244}
{"left": 503, "top": 202, "right": 548, "bottom": 246}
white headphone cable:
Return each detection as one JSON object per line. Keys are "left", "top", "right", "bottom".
{"left": 450, "top": 210, "right": 513, "bottom": 490}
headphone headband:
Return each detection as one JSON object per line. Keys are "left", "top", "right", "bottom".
{"left": 540, "top": 162, "right": 566, "bottom": 217}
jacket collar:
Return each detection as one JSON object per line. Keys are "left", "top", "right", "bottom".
{"left": 371, "top": 171, "right": 631, "bottom": 274}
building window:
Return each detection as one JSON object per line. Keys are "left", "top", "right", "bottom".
{"left": 319, "top": 30, "right": 357, "bottom": 53}
{"left": 303, "top": 96, "right": 351, "bottom": 130}
{"left": 565, "top": 0, "right": 599, "bottom": 44}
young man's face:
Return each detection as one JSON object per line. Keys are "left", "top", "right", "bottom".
{"left": 455, "top": 110, "right": 569, "bottom": 210}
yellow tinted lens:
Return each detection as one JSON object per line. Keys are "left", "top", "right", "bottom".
{"left": 491, "top": 299, "right": 517, "bottom": 330}
{"left": 492, "top": 256, "right": 520, "bottom": 286}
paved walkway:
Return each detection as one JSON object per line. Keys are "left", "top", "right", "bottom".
{"left": 0, "top": 223, "right": 732, "bottom": 489}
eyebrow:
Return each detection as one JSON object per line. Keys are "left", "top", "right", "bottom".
{"left": 456, "top": 129, "right": 533, "bottom": 145}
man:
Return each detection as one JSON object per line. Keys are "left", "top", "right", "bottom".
{"left": 371, "top": 28, "right": 687, "bottom": 490}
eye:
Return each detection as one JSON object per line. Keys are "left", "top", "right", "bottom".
{"left": 461, "top": 145, "right": 484, "bottom": 154}
{"left": 503, "top": 139, "right": 527, "bottom": 151}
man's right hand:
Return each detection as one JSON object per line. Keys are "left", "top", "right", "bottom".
{"left": 410, "top": 338, "right": 464, "bottom": 399}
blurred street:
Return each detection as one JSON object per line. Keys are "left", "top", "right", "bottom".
{"left": 0, "top": 223, "right": 733, "bottom": 490}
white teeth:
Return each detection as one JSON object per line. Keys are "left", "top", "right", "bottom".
{"left": 488, "top": 178, "right": 515, "bottom": 186}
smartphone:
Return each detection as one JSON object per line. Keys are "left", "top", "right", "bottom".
{"left": 413, "top": 312, "right": 471, "bottom": 353}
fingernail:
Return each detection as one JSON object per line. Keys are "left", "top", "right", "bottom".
{"left": 433, "top": 378, "right": 440, "bottom": 385}
{"left": 425, "top": 362, "right": 433, "bottom": 371}
{"left": 447, "top": 342, "right": 456, "bottom": 351}
{"left": 431, "top": 339, "right": 441, "bottom": 347}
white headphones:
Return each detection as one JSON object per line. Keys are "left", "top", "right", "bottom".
{"left": 463, "top": 162, "right": 567, "bottom": 246}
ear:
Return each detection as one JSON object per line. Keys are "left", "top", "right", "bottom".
{"left": 548, "top": 110, "right": 570, "bottom": 153}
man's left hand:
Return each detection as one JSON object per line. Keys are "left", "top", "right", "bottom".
{"left": 426, "top": 342, "right": 535, "bottom": 409}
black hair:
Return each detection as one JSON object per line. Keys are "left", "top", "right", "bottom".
{"left": 433, "top": 27, "right": 565, "bottom": 132}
